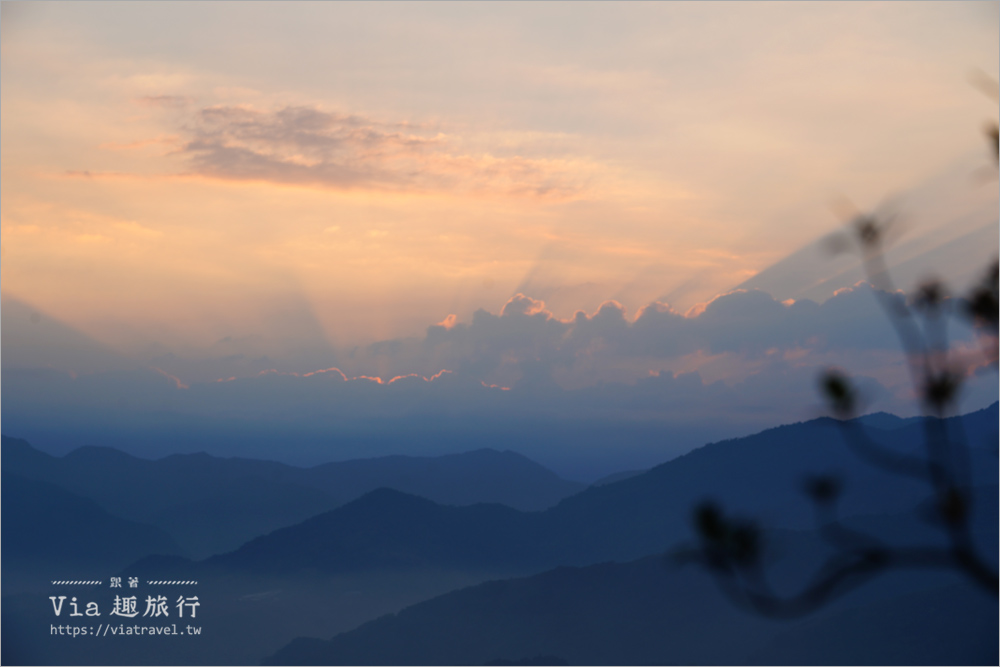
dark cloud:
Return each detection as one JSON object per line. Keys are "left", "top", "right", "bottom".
{"left": 419, "top": 283, "right": 964, "bottom": 380}
{"left": 385, "top": 282, "right": 990, "bottom": 408}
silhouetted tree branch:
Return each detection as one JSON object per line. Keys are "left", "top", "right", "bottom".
{"left": 675, "top": 78, "right": 999, "bottom": 616}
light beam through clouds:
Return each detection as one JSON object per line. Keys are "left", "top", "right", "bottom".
{"left": 1, "top": 2, "right": 997, "bottom": 472}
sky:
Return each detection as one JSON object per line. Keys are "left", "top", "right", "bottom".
{"left": 1, "top": 2, "right": 997, "bottom": 478}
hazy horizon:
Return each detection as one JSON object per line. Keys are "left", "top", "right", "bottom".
{"left": 2, "top": 1, "right": 998, "bottom": 477}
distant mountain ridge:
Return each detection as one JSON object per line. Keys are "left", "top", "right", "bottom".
{"left": 4, "top": 404, "right": 996, "bottom": 666}
{"left": 1, "top": 439, "right": 585, "bottom": 558}
{"left": 136, "top": 403, "right": 998, "bottom": 580}
{"left": 589, "top": 469, "right": 646, "bottom": 486}
{"left": 207, "top": 488, "right": 545, "bottom": 574}
{"left": 1, "top": 472, "right": 184, "bottom": 591}
{"left": 265, "top": 539, "right": 998, "bottom": 666}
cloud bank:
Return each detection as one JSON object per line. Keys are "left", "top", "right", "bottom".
{"left": 4, "top": 283, "right": 995, "bottom": 478}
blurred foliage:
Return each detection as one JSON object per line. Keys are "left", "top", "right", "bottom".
{"left": 679, "top": 73, "right": 999, "bottom": 615}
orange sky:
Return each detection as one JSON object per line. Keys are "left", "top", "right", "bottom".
{"left": 2, "top": 1, "right": 997, "bottom": 358}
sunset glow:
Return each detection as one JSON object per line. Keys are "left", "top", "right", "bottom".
{"left": 2, "top": 1, "right": 997, "bottom": 472}
{"left": 4, "top": 8, "right": 997, "bottom": 664}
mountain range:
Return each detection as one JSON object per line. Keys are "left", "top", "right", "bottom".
{"left": 3, "top": 403, "right": 996, "bottom": 665}
{"left": 2, "top": 438, "right": 584, "bottom": 559}
{"left": 115, "top": 404, "right": 996, "bottom": 591}
{"left": 266, "top": 548, "right": 998, "bottom": 666}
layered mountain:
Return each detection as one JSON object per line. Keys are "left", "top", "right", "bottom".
{"left": 1, "top": 438, "right": 584, "bottom": 558}
{"left": 262, "top": 446, "right": 998, "bottom": 666}
{"left": 265, "top": 546, "right": 998, "bottom": 666}
{"left": 1, "top": 472, "right": 183, "bottom": 590}
{"left": 6, "top": 405, "right": 996, "bottom": 666}
{"left": 748, "top": 582, "right": 999, "bottom": 665}
{"left": 129, "top": 403, "right": 998, "bottom": 580}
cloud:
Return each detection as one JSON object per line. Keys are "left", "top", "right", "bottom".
{"left": 4, "top": 282, "right": 993, "bottom": 474}
{"left": 411, "top": 282, "right": 985, "bottom": 393}
{"left": 171, "top": 104, "right": 589, "bottom": 198}
{"left": 5, "top": 282, "right": 996, "bottom": 476}
{"left": 7, "top": 280, "right": 982, "bottom": 399}
{"left": 7, "top": 337, "right": 994, "bottom": 477}
{"left": 500, "top": 294, "right": 549, "bottom": 318}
